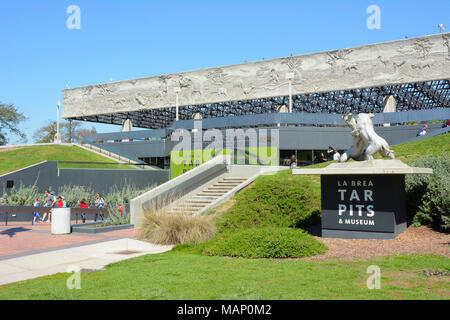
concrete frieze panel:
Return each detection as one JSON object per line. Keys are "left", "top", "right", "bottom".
{"left": 62, "top": 33, "right": 450, "bottom": 119}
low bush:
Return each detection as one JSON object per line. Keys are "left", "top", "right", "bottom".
{"left": 103, "top": 183, "right": 153, "bottom": 208}
{"left": 215, "top": 170, "right": 321, "bottom": 232}
{"left": 1, "top": 183, "right": 39, "bottom": 206}
{"left": 57, "top": 185, "right": 95, "bottom": 207}
{"left": 405, "top": 156, "right": 450, "bottom": 230}
{"left": 202, "top": 227, "right": 327, "bottom": 259}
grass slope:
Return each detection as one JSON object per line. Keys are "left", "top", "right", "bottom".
{"left": 0, "top": 145, "right": 134, "bottom": 175}
{"left": 389, "top": 133, "right": 450, "bottom": 163}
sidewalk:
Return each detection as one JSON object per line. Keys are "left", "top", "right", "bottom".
{"left": 0, "top": 223, "right": 173, "bottom": 286}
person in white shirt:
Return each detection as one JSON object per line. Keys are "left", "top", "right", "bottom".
{"left": 333, "top": 150, "right": 341, "bottom": 161}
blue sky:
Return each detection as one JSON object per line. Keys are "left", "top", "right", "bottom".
{"left": 0, "top": 0, "right": 449, "bottom": 144}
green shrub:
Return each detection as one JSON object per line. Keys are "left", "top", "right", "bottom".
{"left": 103, "top": 183, "right": 153, "bottom": 207}
{"left": 1, "top": 183, "right": 39, "bottom": 206}
{"left": 106, "top": 204, "right": 130, "bottom": 225}
{"left": 57, "top": 185, "right": 95, "bottom": 207}
{"left": 405, "top": 156, "right": 450, "bottom": 230}
{"left": 203, "top": 227, "right": 327, "bottom": 259}
{"left": 216, "top": 171, "right": 321, "bottom": 232}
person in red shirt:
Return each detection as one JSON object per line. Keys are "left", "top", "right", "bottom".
{"left": 56, "top": 196, "right": 64, "bottom": 208}
{"left": 80, "top": 199, "right": 89, "bottom": 223}
{"left": 118, "top": 203, "right": 123, "bottom": 215}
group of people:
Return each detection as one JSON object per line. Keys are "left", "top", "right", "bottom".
{"left": 319, "top": 146, "right": 340, "bottom": 163}
{"left": 283, "top": 147, "right": 342, "bottom": 168}
{"left": 32, "top": 191, "right": 110, "bottom": 224}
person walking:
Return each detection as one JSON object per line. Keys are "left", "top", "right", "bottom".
{"left": 42, "top": 190, "right": 56, "bottom": 223}
{"left": 80, "top": 199, "right": 89, "bottom": 223}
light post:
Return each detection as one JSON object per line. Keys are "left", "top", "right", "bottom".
{"left": 54, "top": 101, "right": 62, "bottom": 143}
{"left": 174, "top": 87, "right": 181, "bottom": 121}
{"left": 69, "top": 119, "right": 72, "bottom": 143}
{"left": 286, "top": 73, "right": 294, "bottom": 113}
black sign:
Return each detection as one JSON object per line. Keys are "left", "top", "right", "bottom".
{"left": 321, "top": 175, "right": 406, "bottom": 235}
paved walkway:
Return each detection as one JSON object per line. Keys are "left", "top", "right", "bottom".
{"left": 0, "top": 222, "right": 173, "bottom": 286}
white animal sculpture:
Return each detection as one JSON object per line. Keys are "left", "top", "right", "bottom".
{"left": 339, "top": 113, "right": 395, "bottom": 162}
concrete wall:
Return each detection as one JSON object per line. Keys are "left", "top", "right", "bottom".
{"left": 89, "top": 124, "right": 442, "bottom": 162}
{"left": 0, "top": 162, "right": 170, "bottom": 197}
{"left": 279, "top": 123, "right": 443, "bottom": 150}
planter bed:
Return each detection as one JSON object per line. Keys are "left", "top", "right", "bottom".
{"left": 71, "top": 222, "right": 134, "bottom": 234}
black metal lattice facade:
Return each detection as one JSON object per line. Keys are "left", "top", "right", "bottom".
{"left": 70, "top": 79, "right": 450, "bottom": 129}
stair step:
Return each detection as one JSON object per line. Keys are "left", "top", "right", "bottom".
{"left": 171, "top": 207, "right": 199, "bottom": 212}
{"left": 177, "top": 203, "right": 207, "bottom": 208}
{"left": 209, "top": 185, "right": 235, "bottom": 188}
{"left": 166, "top": 211, "right": 196, "bottom": 215}
{"left": 192, "top": 196, "right": 219, "bottom": 199}
{"left": 185, "top": 200, "right": 213, "bottom": 204}
{"left": 197, "top": 195, "right": 225, "bottom": 198}
{"left": 217, "top": 181, "right": 243, "bottom": 184}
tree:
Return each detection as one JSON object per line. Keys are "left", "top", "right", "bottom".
{"left": 33, "top": 120, "right": 97, "bottom": 143}
{"left": 0, "top": 102, "right": 27, "bottom": 145}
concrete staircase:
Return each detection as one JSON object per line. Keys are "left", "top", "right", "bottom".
{"left": 167, "top": 177, "right": 248, "bottom": 214}
{"left": 131, "top": 154, "right": 287, "bottom": 228}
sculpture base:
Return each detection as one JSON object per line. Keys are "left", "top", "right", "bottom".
{"left": 320, "top": 174, "right": 406, "bottom": 239}
{"left": 292, "top": 160, "right": 432, "bottom": 240}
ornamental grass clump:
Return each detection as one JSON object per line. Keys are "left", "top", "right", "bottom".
{"left": 139, "top": 196, "right": 217, "bottom": 245}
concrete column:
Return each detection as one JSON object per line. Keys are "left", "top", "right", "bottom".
{"left": 54, "top": 101, "right": 62, "bottom": 143}
{"left": 383, "top": 96, "right": 396, "bottom": 127}
{"left": 286, "top": 73, "right": 294, "bottom": 113}
{"left": 121, "top": 119, "right": 133, "bottom": 142}
{"left": 174, "top": 87, "right": 181, "bottom": 121}
{"left": 277, "top": 105, "right": 289, "bottom": 127}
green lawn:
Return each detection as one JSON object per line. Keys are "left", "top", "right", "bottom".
{"left": 0, "top": 253, "right": 448, "bottom": 300}
{"left": 0, "top": 145, "right": 135, "bottom": 175}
